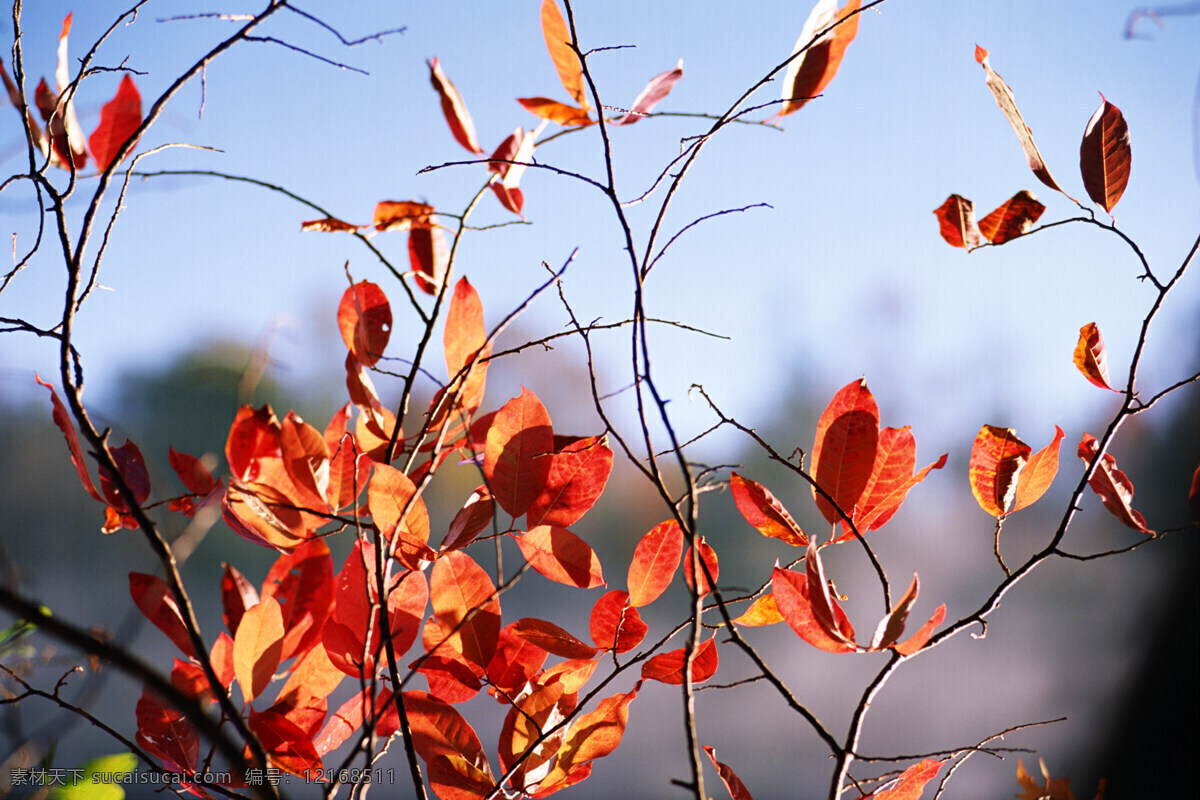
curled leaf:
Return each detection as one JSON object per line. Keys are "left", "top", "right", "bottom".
{"left": 540, "top": 0, "right": 588, "bottom": 109}
{"left": 968, "top": 425, "right": 1031, "bottom": 517}
{"left": 517, "top": 97, "right": 593, "bottom": 126}
{"left": 779, "top": 0, "right": 861, "bottom": 116}
{"left": 1010, "top": 426, "right": 1066, "bottom": 513}
{"left": 1080, "top": 94, "right": 1131, "bottom": 213}
{"left": 1073, "top": 322, "right": 1119, "bottom": 392}
{"left": 428, "top": 57, "right": 484, "bottom": 155}
{"left": 933, "top": 194, "right": 983, "bottom": 249}
{"left": 612, "top": 60, "right": 683, "bottom": 125}
{"left": 338, "top": 281, "right": 392, "bottom": 367}
{"left": 1078, "top": 433, "right": 1152, "bottom": 534}
{"left": 729, "top": 472, "right": 807, "bottom": 546}
{"left": 978, "top": 190, "right": 1045, "bottom": 244}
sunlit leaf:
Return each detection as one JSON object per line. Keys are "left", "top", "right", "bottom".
{"left": 537, "top": 685, "right": 638, "bottom": 793}
{"left": 640, "top": 636, "right": 719, "bottom": 684}
{"left": 248, "top": 707, "right": 323, "bottom": 776}
{"left": 428, "top": 753, "right": 497, "bottom": 800}
{"left": 517, "top": 96, "right": 593, "bottom": 126}
{"left": 527, "top": 435, "right": 613, "bottom": 528}
{"left": 1011, "top": 426, "right": 1066, "bottom": 513}
{"left": 129, "top": 572, "right": 195, "bottom": 657}
{"left": 867, "top": 759, "right": 944, "bottom": 799}
{"left": 779, "top": 0, "right": 860, "bottom": 116}
{"left": 968, "top": 425, "right": 1031, "bottom": 517}
{"left": 852, "top": 427, "right": 947, "bottom": 533}
{"left": 261, "top": 539, "right": 335, "bottom": 661}
{"left": 51, "top": 14, "right": 86, "bottom": 169}
{"left": 978, "top": 190, "right": 1046, "bottom": 244}
{"left": 430, "top": 550, "right": 501, "bottom": 670}
{"left": 338, "top": 281, "right": 392, "bottom": 367}
{"left": 1077, "top": 433, "right": 1152, "bottom": 534}
{"left": 975, "top": 46, "right": 1075, "bottom": 202}
{"left": 443, "top": 486, "right": 495, "bottom": 552}
{"left": 770, "top": 566, "right": 855, "bottom": 653}
{"left": 97, "top": 439, "right": 150, "bottom": 518}
{"left": 627, "top": 520, "right": 683, "bottom": 606}
{"left": 812, "top": 378, "right": 880, "bottom": 525}
{"left": 729, "top": 473, "right": 807, "bottom": 546}
{"left": 892, "top": 604, "right": 946, "bottom": 657}
{"left": 134, "top": 687, "right": 198, "bottom": 776}
{"left": 367, "top": 463, "right": 432, "bottom": 570}
{"left": 301, "top": 216, "right": 361, "bottom": 233}
{"left": 683, "top": 538, "right": 719, "bottom": 597}
{"left": 704, "top": 746, "right": 756, "bottom": 800}
{"left": 485, "top": 388, "right": 554, "bottom": 518}
{"left": 1080, "top": 94, "right": 1131, "bottom": 213}
{"left": 540, "top": 0, "right": 588, "bottom": 109}
{"left": 35, "top": 375, "right": 103, "bottom": 503}
{"left": 403, "top": 690, "right": 494, "bottom": 778}
{"left": 1073, "top": 322, "right": 1119, "bottom": 392}
{"left": 729, "top": 593, "right": 784, "bottom": 627}
{"left": 374, "top": 200, "right": 434, "bottom": 232}
{"left": 612, "top": 60, "right": 683, "bottom": 125}
{"left": 88, "top": 74, "right": 141, "bottom": 171}
{"left": 514, "top": 525, "right": 606, "bottom": 589}
{"left": 233, "top": 596, "right": 285, "bottom": 703}
{"left": 933, "top": 194, "right": 983, "bottom": 249}
{"left": 804, "top": 542, "right": 857, "bottom": 648}
{"left": 511, "top": 617, "right": 598, "bottom": 659}
{"left": 427, "top": 57, "right": 483, "bottom": 154}
{"left": 589, "top": 590, "right": 647, "bottom": 652}
{"left": 220, "top": 562, "right": 258, "bottom": 635}
{"left": 409, "top": 221, "right": 450, "bottom": 296}
{"left": 869, "top": 573, "right": 919, "bottom": 650}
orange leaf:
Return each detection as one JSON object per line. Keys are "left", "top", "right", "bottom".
{"left": 409, "top": 222, "right": 449, "bottom": 296}
{"left": 703, "top": 746, "right": 756, "bottom": 800}
{"left": 779, "top": 0, "right": 860, "bottom": 116}
{"left": 512, "top": 617, "right": 598, "bottom": 659}
{"left": 88, "top": 74, "right": 141, "bottom": 171}
{"left": 135, "top": 687, "right": 198, "bottom": 776}
{"left": 975, "top": 46, "right": 1075, "bottom": 202}
{"left": 868, "top": 759, "right": 944, "bottom": 799}
{"left": 538, "top": 686, "right": 638, "bottom": 793}
{"left": 869, "top": 573, "right": 919, "bottom": 651}
{"left": 1189, "top": 463, "right": 1200, "bottom": 522}
{"left": 729, "top": 593, "right": 784, "bottom": 627}
{"left": 540, "top": 0, "right": 588, "bottom": 109}
{"left": 683, "top": 538, "right": 719, "bottom": 597}
{"left": 1078, "top": 433, "right": 1152, "bottom": 534}
{"left": 261, "top": 539, "right": 335, "bottom": 661}
{"left": 527, "top": 435, "right": 614, "bottom": 528}
{"left": 444, "top": 277, "right": 489, "bottom": 410}
{"left": 430, "top": 551, "right": 501, "bottom": 670}
{"left": 248, "top": 706, "right": 323, "bottom": 777}
{"left": 1080, "top": 94, "right": 1131, "bottom": 213}
{"left": 428, "top": 754, "right": 497, "bottom": 800}
{"left": 1073, "top": 322, "right": 1119, "bottom": 392}
{"left": 129, "top": 572, "right": 196, "bottom": 657}
{"left": 812, "top": 378, "right": 880, "bottom": 526}
{"left": 968, "top": 425, "right": 1031, "bottom": 517}
{"left": 220, "top": 562, "right": 258, "bottom": 635}
{"left": 232, "top": 596, "right": 285, "bottom": 703}
{"left": 805, "top": 542, "right": 857, "bottom": 647}
{"left": 484, "top": 388, "right": 554, "bottom": 518}
{"left": 443, "top": 486, "right": 495, "bottom": 552}
{"left": 852, "top": 427, "right": 947, "bottom": 533}
{"left": 770, "top": 566, "right": 855, "bottom": 653}
{"left": 403, "top": 690, "right": 493, "bottom": 778}
{"left": 729, "top": 473, "right": 807, "bottom": 546}
{"left": 514, "top": 525, "right": 605, "bottom": 589}
{"left": 338, "top": 281, "right": 392, "bottom": 367}
{"left": 892, "top": 604, "right": 945, "bottom": 657}
{"left": 301, "top": 216, "right": 360, "bottom": 233}
{"left": 373, "top": 200, "right": 434, "bottom": 232}
{"left": 627, "top": 520, "right": 683, "bottom": 606}
{"left": 1011, "top": 425, "right": 1066, "bottom": 513}
{"left": 978, "top": 190, "right": 1046, "bottom": 243}
{"left": 611, "top": 60, "right": 683, "bottom": 126}
{"left": 427, "top": 58, "right": 483, "bottom": 154}
{"left": 486, "top": 623, "right": 550, "bottom": 698}
{"left": 517, "top": 96, "right": 593, "bottom": 126}
{"left": 367, "top": 463, "right": 432, "bottom": 570}
{"left": 640, "top": 636, "right": 719, "bottom": 684}
{"left": 933, "top": 194, "right": 983, "bottom": 249}
{"left": 589, "top": 590, "right": 647, "bottom": 652}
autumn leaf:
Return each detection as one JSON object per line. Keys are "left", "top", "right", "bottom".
{"left": 1078, "top": 433, "right": 1152, "bottom": 534}
{"left": 220, "top": 562, "right": 258, "bottom": 635}
{"left": 1073, "top": 322, "right": 1119, "bottom": 392}
{"left": 129, "top": 572, "right": 196, "bottom": 657}
{"left": 812, "top": 378, "right": 880, "bottom": 526}
{"left": 430, "top": 550, "right": 501, "bottom": 670}
{"left": 486, "top": 623, "right": 550, "bottom": 698}
{"left": 48, "top": 14, "right": 86, "bottom": 169}
{"left": 526, "top": 434, "right": 614, "bottom": 528}
{"left": 36, "top": 374, "right": 103, "bottom": 504}
{"left": 640, "top": 636, "right": 719, "bottom": 684}
{"left": 540, "top": 0, "right": 588, "bottom": 109}
{"left": 517, "top": 96, "right": 593, "bottom": 126}
{"left": 683, "top": 538, "right": 719, "bottom": 597}
{"left": 403, "top": 690, "right": 494, "bottom": 779}
{"left": 851, "top": 427, "right": 947, "bottom": 534}
{"left": 892, "top": 604, "right": 946, "bottom": 657}
{"left": 442, "top": 277, "right": 490, "bottom": 419}
{"left": 338, "top": 281, "right": 391, "bottom": 367}
{"left": 1, "top": 55, "right": 46, "bottom": 154}
{"left": 135, "top": 687, "right": 199, "bottom": 776}
{"left": 729, "top": 593, "right": 784, "bottom": 627}
{"left": 260, "top": 539, "right": 335, "bottom": 661}
{"left": 89, "top": 74, "right": 141, "bottom": 171}
{"left": 443, "top": 487, "right": 495, "bottom": 552}
{"left": 536, "top": 686, "right": 638, "bottom": 794}
{"left": 409, "top": 221, "right": 449, "bottom": 296}
{"left": 866, "top": 759, "right": 944, "bottom": 799}
{"left": 1080, "top": 94, "right": 1131, "bottom": 214}
{"left": 779, "top": 0, "right": 861, "bottom": 116}
{"left": 975, "top": 46, "right": 1075, "bottom": 202}
{"left": 770, "top": 566, "right": 856, "bottom": 653}
{"left": 484, "top": 388, "right": 554, "bottom": 518}
{"left": 301, "top": 216, "right": 361, "bottom": 233}
{"left": 933, "top": 194, "right": 983, "bottom": 249}
{"left": 374, "top": 200, "right": 434, "bottom": 232}
{"left": 968, "top": 425, "right": 1031, "bottom": 517}
{"left": 1010, "top": 426, "right": 1066, "bottom": 513}
{"left": 589, "top": 590, "right": 647, "bottom": 652}
{"left": 513, "top": 525, "right": 606, "bottom": 589}
{"left": 627, "top": 520, "right": 683, "bottom": 606}
{"left": 428, "top": 57, "right": 483, "bottom": 154}
{"left": 511, "top": 617, "right": 598, "bottom": 659}
{"left": 487, "top": 127, "right": 537, "bottom": 216}
{"left": 978, "top": 190, "right": 1046, "bottom": 244}
{"left": 704, "top": 746, "right": 755, "bottom": 800}
{"left": 232, "top": 596, "right": 285, "bottom": 703}
{"left": 612, "top": 60, "right": 684, "bottom": 125}
{"left": 869, "top": 573, "right": 919, "bottom": 651}
{"left": 729, "top": 473, "right": 808, "bottom": 546}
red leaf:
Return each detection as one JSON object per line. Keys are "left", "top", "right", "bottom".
{"left": 171, "top": 659, "right": 214, "bottom": 706}
{"left": 233, "top": 595, "right": 285, "bottom": 702}
{"left": 135, "top": 687, "right": 198, "bottom": 776}
{"left": 129, "top": 572, "right": 196, "bottom": 657}
{"left": 869, "top": 573, "right": 919, "bottom": 651}
{"left": 627, "top": 520, "right": 683, "bottom": 607}
{"left": 315, "top": 686, "right": 398, "bottom": 757}
{"left": 540, "top": 0, "right": 588, "bottom": 109}
{"left": 487, "top": 127, "right": 537, "bottom": 217}
{"left": 1078, "top": 433, "right": 1152, "bottom": 534}
{"left": 703, "top": 746, "right": 756, "bottom": 800}
{"left": 497, "top": 678, "right": 573, "bottom": 789}
{"left": 1011, "top": 426, "right": 1066, "bottom": 513}
{"left": 324, "top": 434, "right": 370, "bottom": 512}
{"left": 729, "top": 473, "right": 808, "bottom": 546}
{"left": 514, "top": 525, "right": 606, "bottom": 589}
{"left": 273, "top": 643, "right": 343, "bottom": 735}
{"left": 97, "top": 438, "right": 150, "bottom": 514}
{"left": 978, "top": 190, "right": 1046, "bottom": 244}
{"left": 88, "top": 74, "right": 141, "bottom": 171}
{"left": 443, "top": 486, "right": 495, "bottom": 552}
{"left": 1189, "top": 464, "right": 1200, "bottom": 522}
{"left": 444, "top": 277, "right": 490, "bottom": 411}
{"left": 403, "top": 690, "right": 494, "bottom": 779}
{"left": 537, "top": 686, "right": 638, "bottom": 793}
{"left": 770, "top": 566, "right": 855, "bottom": 653}
{"left": 35, "top": 374, "right": 102, "bottom": 503}
{"left": 485, "top": 388, "right": 555, "bottom": 518}
{"left": 261, "top": 539, "right": 335, "bottom": 661}
{"left": 975, "top": 46, "right": 1075, "bottom": 202}
{"left": 893, "top": 604, "right": 946, "bottom": 657}
{"left": 373, "top": 200, "right": 434, "bottom": 232}
{"left": 516, "top": 97, "right": 593, "bottom": 126}
{"left": 210, "top": 632, "right": 235, "bottom": 688}
{"left": 1080, "top": 94, "right": 1132, "bottom": 213}
{"left": 589, "top": 590, "right": 647, "bottom": 653}
{"left": 1073, "top": 322, "right": 1119, "bottom": 392}
{"left": 220, "top": 562, "right": 259, "bottom": 635}
{"left": 641, "top": 636, "right": 719, "bottom": 684}
{"left": 852, "top": 428, "right": 947, "bottom": 533}
{"left": 527, "top": 435, "right": 613, "bottom": 528}
{"left": 301, "top": 216, "right": 361, "bottom": 233}
{"left": 867, "top": 759, "right": 944, "bottom": 800}
{"left": 226, "top": 405, "right": 283, "bottom": 483}
{"left": 430, "top": 551, "right": 501, "bottom": 670}
{"left": 511, "top": 617, "right": 598, "bottom": 659}
{"left": 486, "top": 622, "right": 549, "bottom": 697}
{"left": 168, "top": 447, "right": 217, "bottom": 497}
{"left": 933, "top": 194, "right": 983, "bottom": 249}
{"left": 427, "top": 58, "right": 483, "bottom": 154}
{"left": 338, "top": 281, "right": 392, "bottom": 367}
{"left": 683, "top": 538, "right": 719, "bottom": 598}
{"left": 805, "top": 542, "right": 857, "bottom": 647}
{"left": 409, "top": 222, "right": 449, "bottom": 296}
{"left": 428, "top": 754, "right": 497, "bottom": 800}
{"left": 968, "top": 425, "right": 1032, "bottom": 517}
{"left": 779, "top": 0, "right": 860, "bottom": 116}
{"left": 812, "top": 379, "right": 880, "bottom": 525}
{"left": 367, "top": 463, "right": 432, "bottom": 570}
{"left": 612, "top": 60, "right": 683, "bottom": 125}
{"left": 248, "top": 707, "right": 323, "bottom": 777}
{"left": 415, "top": 651, "right": 483, "bottom": 705}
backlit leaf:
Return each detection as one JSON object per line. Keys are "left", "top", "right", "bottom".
{"left": 409, "top": 221, "right": 449, "bottom": 296}
{"left": 892, "top": 604, "right": 946, "bottom": 657}
{"left": 704, "top": 746, "right": 756, "bottom": 800}
{"left": 261, "top": 539, "right": 334, "bottom": 660}
{"left": 233, "top": 595, "right": 285, "bottom": 702}
{"left": 978, "top": 190, "right": 1045, "bottom": 244}
{"left": 612, "top": 60, "right": 683, "bottom": 125}
{"left": 968, "top": 425, "right": 1031, "bottom": 517}
{"left": 428, "top": 753, "right": 497, "bottom": 800}
{"left": 540, "top": 0, "right": 588, "bottom": 109}
{"left": 627, "top": 520, "right": 683, "bottom": 606}
{"left": 134, "top": 687, "right": 198, "bottom": 775}
{"left": 1080, "top": 94, "right": 1131, "bottom": 213}
{"left": 933, "top": 194, "right": 983, "bottom": 249}
{"left": 779, "top": 0, "right": 860, "bottom": 116}
{"left": 511, "top": 617, "right": 598, "bottom": 659}
{"left": 770, "top": 566, "right": 855, "bottom": 653}
{"left": 443, "top": 486, "right": 495, "bottom": 552}
{"left": 1011, "top": 426, "right": 1066, "bottom": 513}
{"left": 805, "top": 542, "right": 858, "bottom": 648}
{"left": 168, "top": 447, "right": 217, "bottom": 497}
{"left": 517, "top": 96, "right": 593, "bottom": 126}
{"left": 485, "top": 388, "right": 555, "bottom": 518}
{"left": 527, "top": 435, "right": 614, "bottom": 528}
{"left": 338, "top": 281, "right": 391, "bottom": 367}
{"left": 869, "top": 573, "right": 919, "bottom": 651}
{"left": 868, "top": 759, "right": 944, "bottom": 799}
{"left": 430, "top": 551, "right": 501, "bottom": 670}
{"left": 35, "top": 375, "right": 103, "bottom": 503}
{"left": 248, "top": 707, "right": 323, "bottom": 776}
{"left": 129, "top": 572, "right": 195, "bottom": 657}
{"left": 852, "top": 428, "right": 947, "bottom": 533}
{"left": 427, "top": 58, "right": 483, "bottom": 154}
{"left": 1078, "top": 433, "right": 1152, "bottom": 534}
{"left": 589, "top": 590, "right": 647, "bottom": 652}
{"left": 367, "top": 463, "right": 432, "bottom": 570}
{"left": 812, "top": 378, "right": 880, "bottom": 525}
{"left": 52, "top": 14, "right": 87, "bottom": 169}
{"left": 729, "top": 473, "right": 807, "bottom": 546}
{"left": 443, "top": 277, "right": 490, "bottom": 417}
{"left": 88, "top": 74, "right": 141, "bottom": 171}
{"left": 539, "top": 686, "right": 638, "bottom": 792}
{"left": 683, "top": 538, "right": 719, "bottom": 597}
{"left": 403, "top": 690, "right": 493, "bottom": 777}
{"left": 640, "top": 636, "right": 719, "bottom": 685}
{"left": 514, "top": 525, "right": 606, "bottom": 589}
{"left": 975, "top": 46, "right": 1075, "bottom": 201}
{"left": 97, "top": 438, "right": 150, "bottom": 515}
{"left": 220, "top": 562, "right": 258, "bottom": 635}
{"left": 1073, "top": 322, "right": 1119, "bottom": 392}
{"left": 301, "top": 216, "right": 360, "bottom": 233}
{"left": 486, "top": 622, "right": 549, "bottom": 697}
{"left": 374, "top": 200, "right": 434, "bottom": 232}
{"left": 729, "top": 593, "right": 784, "bottom": 627}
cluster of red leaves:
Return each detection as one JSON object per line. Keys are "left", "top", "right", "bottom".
{"left": 1, "top": 14, "right": 142, "bottom": 172}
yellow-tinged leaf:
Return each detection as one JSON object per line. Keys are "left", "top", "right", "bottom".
{"left": 968, "top": 425, "right": 1031, "bottom": 517}
{"left": 233, "top": 596, "right": 285, "bottom": 702}
{"left": 540, "top": 0, "right": 588, "bottom": 109}
{"left": 1073, "top": 322, "right": 1119, "bottom": 392}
